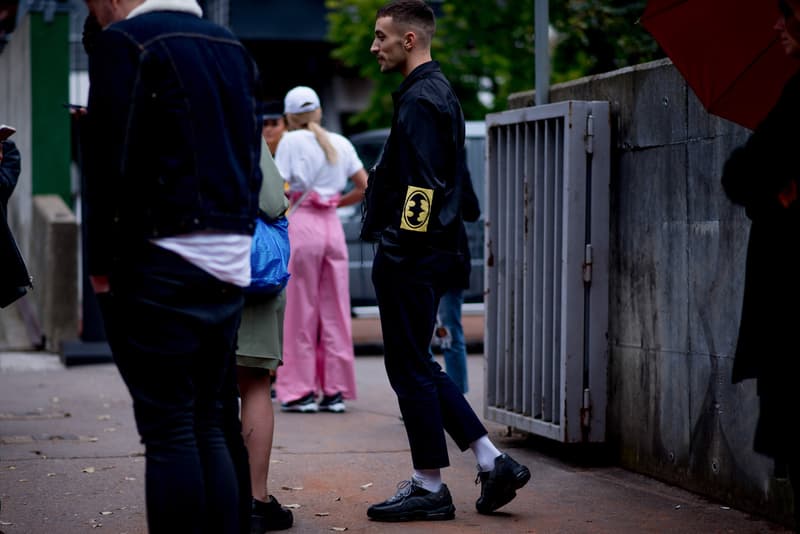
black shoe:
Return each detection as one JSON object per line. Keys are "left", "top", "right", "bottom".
{"left": 475, "top": 453, "right": 531, "bottom": 514}
{"left": 280, "top": 392, "right": 318, "bottom": 413}
{"left": 367, "top": 480, "right": 455, "bottom": 522}
{"left": 319, "top": 392, "right": 346, "bottom": 413}
{"left": 250, "top": 496, "right": 293, "bottom": 532}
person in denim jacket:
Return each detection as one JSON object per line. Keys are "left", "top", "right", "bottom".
{"left": 82, "top": 1, "right": 262, "bottom": 532}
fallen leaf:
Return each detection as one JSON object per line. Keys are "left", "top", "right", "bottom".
{"left": 331, "top": 528, "right": 348, "bottom": 532}
{"left": 100, "top": 511, "right": 113, "bottom": 516}
{"left": 0, "top": 521, "right": 13, "bottom": 526}
{"left": 315, "top": 512, "right": 330, "bottom": 516}
{"left": 47, "top": 473, "right": 56, "bottom": 477}
{"left": 8, "top": 466, "right": 16, "bottom": 470}
{"left": 360, "top": 483, "right": 373, "bottom": 490}
{"left": 720, "top": 506, "right": 731, "bottom": 510}
{"left": 124, "top": 477, "right": 136, "bottom": 481}
{"left": 284, "top": 504, "right": 301, "bottom": 509}
{"left": 88, "top": 437, "right": 99, "bottom": 442}
{"left": 18, "top": 479, "right": 28, "bottom": 482}
{"left": 281, "top": 486, "right": 304, "bottom": 491}
{"left": 104, "top": 428, "right": 117, "bottom": 433}
{"left": 97, "top": 414, "right": 111, "bottom": 420}
{"left": 83, "top": 467, "right": 96, "bottom": 474}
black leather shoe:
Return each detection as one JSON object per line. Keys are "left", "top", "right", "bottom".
{"left": 475, "top": 453, "right": 531, "bottom": 514}
{"left": 367, "top": 480, "right": 456, "bottom": 522}
{"left": 250, "top": 495, "right": 293, "bottom": 533}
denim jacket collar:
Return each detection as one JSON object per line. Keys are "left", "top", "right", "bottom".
{"left": 127, "top": 0, "right": 202, "bottom": 19}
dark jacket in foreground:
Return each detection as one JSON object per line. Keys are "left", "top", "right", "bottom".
{"left": 361, "top": 61, "right": 471, "bottom": 267}
{"left": 1, "top": 139, "right": 32, "bottom": 307}
{"left": 84, "top": 11, "right": 262, "bottom": 275}
{"left": 721, "top": 71, "right": 800, "bottom": 461}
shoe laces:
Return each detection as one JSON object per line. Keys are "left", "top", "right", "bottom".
{"left": 387, "top": 479, "right": 415, "bottom": 502}
{"left": 475, "top": 466, "right": 491, "bottom": 485}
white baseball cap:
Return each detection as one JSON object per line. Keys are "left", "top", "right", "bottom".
{"left": 284, "top": 86, "right": 320, "bottom": 115}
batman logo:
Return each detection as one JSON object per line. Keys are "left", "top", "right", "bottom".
{"left": 400, "top": 186, "right": 433, "bottom": 232}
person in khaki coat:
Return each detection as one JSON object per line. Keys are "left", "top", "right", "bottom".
{"left": 235, "top": 138, "right": 294, "bottom": 532}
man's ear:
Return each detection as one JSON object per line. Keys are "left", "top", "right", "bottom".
{"left": 403, "top": 31, "right": 416, "bottom": 51}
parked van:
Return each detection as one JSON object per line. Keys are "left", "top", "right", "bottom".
{"left": 339, "top": 121, "right": 486, "bottom": 308}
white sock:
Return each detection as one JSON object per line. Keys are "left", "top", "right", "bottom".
{"left": 412, "top": 468, "right": 442, "bottom": 492}
{"left": 469, "top": 435, "right": 502, "bottom": 472}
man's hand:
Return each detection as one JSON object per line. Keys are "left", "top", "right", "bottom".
{"left": 89, "top": 275, "right": 111, "bottom": 294}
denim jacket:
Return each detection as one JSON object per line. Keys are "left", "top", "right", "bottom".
{"left": 85, "top": 11, "right": 262, "bottom": 275}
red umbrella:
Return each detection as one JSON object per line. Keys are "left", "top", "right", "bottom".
{"left": 641, "top": 0, "right": 800, "bottom": 130}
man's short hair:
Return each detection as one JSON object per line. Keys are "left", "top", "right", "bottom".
{"left": 376, "top": 0, "right": 436, "bottom": 43}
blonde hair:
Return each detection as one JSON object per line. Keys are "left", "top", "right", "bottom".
{"left": 285, "top": 107, "right": 338, "bottom": 164}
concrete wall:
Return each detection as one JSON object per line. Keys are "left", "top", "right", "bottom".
{"left": 30, "top": 195, "right": 78, "bottom": 352}
{"left": 509, "top": 58, "right": 793, "bottom": 524}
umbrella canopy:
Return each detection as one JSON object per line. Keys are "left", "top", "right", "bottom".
{"left": 641, "top": 0, "right": 800, "bottom": 130}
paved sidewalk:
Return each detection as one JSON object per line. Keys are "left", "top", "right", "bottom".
{"left": 0, "top": 349, "right": 793, "bottom": 534}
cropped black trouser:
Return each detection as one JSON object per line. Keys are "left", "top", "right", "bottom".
{"left": 372, "top": 248, "right": 487, "bottom": 469}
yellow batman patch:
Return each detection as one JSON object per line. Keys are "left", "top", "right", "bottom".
{"left": 400, "top": 185, "right": 433, "bottom": 232}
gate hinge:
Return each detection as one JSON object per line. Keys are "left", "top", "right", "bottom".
{"left": 582, "top": 244, "right": 593, "bottom": 283}
{"left": 580, "top": 388, "right": 592, "bottom": 429}
{"left": 585, "top": 114, "right": 595, "bottom": 154}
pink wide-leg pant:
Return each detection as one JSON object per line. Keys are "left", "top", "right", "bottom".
{"left": 275, "top": 196, "right": 357, "bottom": 403}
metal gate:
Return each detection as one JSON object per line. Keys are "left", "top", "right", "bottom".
{"left": 484, "top": 101, "right": 609, "bottom": 443}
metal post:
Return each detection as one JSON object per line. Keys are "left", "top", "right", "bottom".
{"left": 535, "top": 0, "right": 550, "bottom": 106}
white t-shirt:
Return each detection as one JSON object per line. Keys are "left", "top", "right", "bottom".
{"left": 274, "top": 129, "right": 364, "bottom": 198}
{"left": 153, "top": 232, "right": 252, "bottom": 287}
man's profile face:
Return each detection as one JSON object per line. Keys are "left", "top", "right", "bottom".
{"left": 370, "top": 16, "right": 408, "bottom": 74}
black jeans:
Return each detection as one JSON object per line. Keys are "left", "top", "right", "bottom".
{"left": 372, "top": 249, "right": 487, "bottom": 469}
{"left": 100, "top": 243, "right": 246, "bottom": 534}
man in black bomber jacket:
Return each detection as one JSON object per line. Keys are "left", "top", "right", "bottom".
{"left": 362, "top": 0, "right": 531, "bottom": 524}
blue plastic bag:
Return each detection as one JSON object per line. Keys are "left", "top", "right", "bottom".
{"left": 246, "top": 214, "right": 290, "bottom": 296}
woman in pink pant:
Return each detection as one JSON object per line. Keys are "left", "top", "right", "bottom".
{"left": 274, "top": 86, "right": 367, "bottom": 413}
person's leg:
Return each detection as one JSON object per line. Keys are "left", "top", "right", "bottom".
{"left": 317, "top": 212, "right": 357, "bottom": 403}
{"left": 237, "top": 367, "right": 275, "bottom": 502}
{"left": 367, "top": 253, "right": 485, "bottom": 522}
{"left": 106, "top": 246, "right": 243, "bottom": 534}
{"left": 439, "top": 288, "right": 468, "bottom": 394}
{"left": 276, "top": 209, "right": 323, "bottom": 406}
{"left": 222, "top": 364, "right": 251, "bottom": 534}
{"left": 373, "top": 254, "right": 450, "bottom": 469}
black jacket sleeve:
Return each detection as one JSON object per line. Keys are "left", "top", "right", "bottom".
{"left": 0, "top": 140, "right": 21, "bottom": 206}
